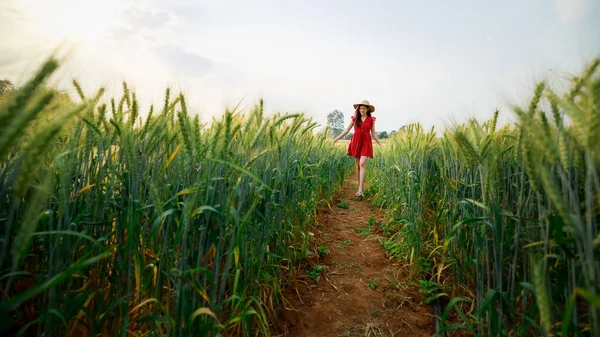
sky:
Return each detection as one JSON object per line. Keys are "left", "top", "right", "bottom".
{"left": 1, "top": 0, "right": 599, "bottom": 132}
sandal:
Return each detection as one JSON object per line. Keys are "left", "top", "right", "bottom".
{"left": 356, "top": 190, "right": 364, "bottom": 197}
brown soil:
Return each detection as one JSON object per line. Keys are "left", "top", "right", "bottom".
{"left": 271, "top": 175, "right": 435, "bottom": 337}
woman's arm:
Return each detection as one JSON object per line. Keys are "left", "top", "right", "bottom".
{"left": 371, "top": 120, "right": 382, "bottom": 146}
{"left": 333, "top": 120, "right": 354, "bottom": 143}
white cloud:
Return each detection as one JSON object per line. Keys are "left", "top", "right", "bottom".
{"left": 0, "top": 0, "right": 224, "bottom": 119}
{"left": 555, "top": 0, "right": 598, "bottom": 21}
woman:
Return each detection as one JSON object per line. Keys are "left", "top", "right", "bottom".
{"left": 333, "top": 100, "right": 382, "bottom": 197}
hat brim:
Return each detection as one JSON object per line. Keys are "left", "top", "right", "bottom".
{"left": 353, "top": 104, "right": 375, "bottom": 113}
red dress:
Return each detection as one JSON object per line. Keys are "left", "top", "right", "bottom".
{"left": 347, "top": 115, "right": 375, "bottom": 158}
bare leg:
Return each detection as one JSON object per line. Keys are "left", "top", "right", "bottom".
{"left": 358, "top": 156, "right": 368, "bottom": 194}
{"left": 354, "top": 157, "right": 360, "bottom": 184}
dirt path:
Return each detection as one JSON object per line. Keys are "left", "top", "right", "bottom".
{"left": 272, "top": 175, "right": 435, "bottom": 337}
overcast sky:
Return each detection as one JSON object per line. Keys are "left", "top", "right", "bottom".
{"left": 1, "top": 0, "right": 599, "bottom": 131}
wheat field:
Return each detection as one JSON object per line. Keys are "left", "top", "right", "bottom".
{"left": 0, "top": 57, "right": 351, "bottom": 336}
{"left": 1, "top": 55, "right": 599, "bottom": 336}
{"left": 367, "top": 58, "right": 600, "bottom": 336}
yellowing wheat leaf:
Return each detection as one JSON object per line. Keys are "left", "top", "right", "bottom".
{"left": 77, "top": 184, "right": 96, "bottom": 195}
{"left": 163, "top": 144, "right": 180, "bottom": 171}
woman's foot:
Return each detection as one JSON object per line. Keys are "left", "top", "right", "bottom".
{"left": 356, "top": 190, "right": 364, "bottom": 197}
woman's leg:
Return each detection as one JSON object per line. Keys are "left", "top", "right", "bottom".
{"left": 354, "top": 157, "right": 360, "bottom": 183}
{"left": 358, "top": 156, "right": 368, "bottom": 193}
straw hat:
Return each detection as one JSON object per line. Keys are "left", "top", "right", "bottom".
{"left": 353, "top": 100, "right": 375, "bottom": 113}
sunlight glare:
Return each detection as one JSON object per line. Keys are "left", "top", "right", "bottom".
{"left": 39, "top": 0, "right": 121, "bottom": 44}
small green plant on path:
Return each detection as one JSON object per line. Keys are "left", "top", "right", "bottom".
{"left": 336, "top": 239, "right": 355, "bottom": 249}
{"left": 318, "top": 245, "right": 330, "bottom": 257}
{"left": 307, "top": 264, "right": 327, "bottom": 282}
{"left": 368, "top": 277, "right": 378, "bottom": 290}
{"left": 368, "top": 215, "right": 376, "bottom": 227}
{"left": 418, "top": 280, "right": 439, "bottom": 305}
{"left": 355, "top": 226, "right": 371, "bottom": 237}
{"left": 339, "top": 262, "right": 362, "bottom": 273}
{"left": 356, "top": 216, "right": 378, "bottom": 237}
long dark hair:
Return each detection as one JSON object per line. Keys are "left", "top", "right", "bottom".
{"left": 354, "top": 105, "right": 372, "bottom": 127}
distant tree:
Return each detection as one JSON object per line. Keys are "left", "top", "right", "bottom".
{"left": 377, "top": 131, "right": 389, "bottom": 139}
{"left": 0, "top": 79, "right": 14, "bottom": 96}
{"left": 326, "top": 109, "right": 344, "bottom": 137}
{"left": 389, "top": 130, "right": 398, "bottom": 138}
